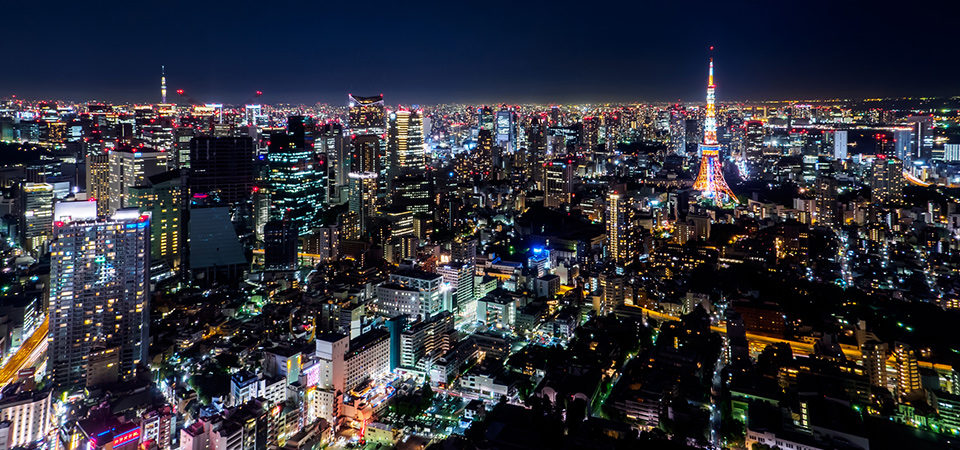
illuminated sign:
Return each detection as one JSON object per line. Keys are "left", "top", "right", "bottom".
{"left": 113, "top": 428, "right": 141, "bottom": 447}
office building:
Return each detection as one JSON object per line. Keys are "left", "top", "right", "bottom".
{"left": 85, "top": 152, "right": 112, "bottom": 217}
{"left": 347, "top": 172, "right": 378, "bottom": 237}
{"left": 108, "top": 148, "right": 171, "bottom": 213}
{"left": 387, "top": 109, "right": 425, "bottom": 178}
{"left": 128, "top": 170, "right": 184, "bottom": 269}
{"left": 267, "top": 132, "right": 325, "bottom": 235}
{"left": 18, "top": 183, "right": 54, "bottom": 254}
{"left": 189, "top": 136, "right": 255, "bottom": 205}
{"left": 833, "top": 130, "right": 848, "bottom": 160}
{"left": 543, "top": 158, "right": 575, "bottom": 208}
{"left": 263, "top": 220, "right": 298, "bottom": 270}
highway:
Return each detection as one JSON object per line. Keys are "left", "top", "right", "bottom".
{"left": 0, "top": 317, "right": 48, "bottom": 385}
{"left": 635, "top": 306, "right": 862, "bottom": 359}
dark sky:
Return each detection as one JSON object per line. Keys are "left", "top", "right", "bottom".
{"left": 3, "top": 0, "right": 957, "bottom": 105}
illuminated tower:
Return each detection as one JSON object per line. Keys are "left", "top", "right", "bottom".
{"left": 692, "top": 56, "right": 738, "bottom": 207}
{"left": 161, "top": 65, "right": 167, "bottom": 104}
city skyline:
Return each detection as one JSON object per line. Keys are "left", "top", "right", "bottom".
{"left": 2, "top": 1, "right": 957, "bottom": 104}
{"left": 6, "top": 3, "right": 960, "bottom": 449}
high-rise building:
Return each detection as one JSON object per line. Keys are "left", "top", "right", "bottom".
{"left": 348, "top": 94, "right": 386, "bottom": 197}
{"left": 581, "top": 116, "right": 600, "bottom": 152}
{"left": 86, "top": 152, "right": 112, "bottom": 217}
{"left": 905, "top": 115, "right": 934, "bottom": 160}
{"left": 894, "top": 342, "right": 920, "bottom": 398}
{"left": 945, "top": 143, "right": 960, "bottom": 162}
{"left": 495, "top": 108, "right": 516, "bottom": 152}
{"left": 350, "top": 134, "right": 381, "bottom": 174}
{"left": 606, "top": 191, "right": 636, "bottom": 267}
{"left": 870, "top": 156, "right": 904, "bottom": 206}
{"left": 189, "top": 136, "right": 255, "bottom": 205}
{"left": 744, "top": 120, "right": 764, "bottom": 170}
{"left": 543, "top": 158, "right": 575, "bottom": 208}
{"left": 319, "top": 122, "right": 348, "bottom": 204}
{"left": 387, "top": 109, "right": 425, "bottom": 179}
{"left": 108, "top": 148, "right": 171, "bottom": 213}
{"left": 348, "top": 94, "right": 385, "bottom": 133}
{"left": 399, "top": 312, "right": 455, "bottom": 370}
{"left": 833, "top": 130, "right": 848, "bottom": 160}
{"left": 347, "top": 172, "right": 378, "bottom": 237}
{"left": 173, "top": 127, "right": 197, "bottom": 168}
{"left": 692, "top": 57, "right": 738, "bottom": 207}
{"left": 48, "top": 201, "right": 150, "bottom": 390}
{"left": 128, "top": 170, "right": 184, "bottom": 269}
{"left": 19, "top": 182, "right": 54, "bottom": 254}
{"left": 861, "top": 340, "right": 888, "bottom": 389}
{"left": 267, "top": 130, "right": 325, "bottom": 235}
{"left": 813, "top": 176, "right": 838, "bottom": 227}
{"left": 893, "top": 129, "right": 913, "bottom": 161}
{"left": 392, "top": 173, "right": 432, "bottom": 214}
{"left": 436, "top": 262, "right": 476, "bottom": 323}
{"left": 478, "top": 106, "right": 494, "bottom": 132}
{"left": 263, "top": 220, "right": 298, "bottom": 270}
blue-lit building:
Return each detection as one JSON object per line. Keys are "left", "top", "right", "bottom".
{"left": 267, "top": 117, "right": 326, "bottom": 235}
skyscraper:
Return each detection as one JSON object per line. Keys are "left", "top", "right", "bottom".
{"left": 606, "top": 191, "right": 636, "bottom": 267}
{"left": 870, "top": 155, "right": 904, "bottom": 206}
{"left": 48, "top": 201, "right": 150, "bottom": 389}
{"left": 348, "top": 94, "right": 385, "bottom": 133}
{"left": 189, "top": 136, "right": 255, "bottom": 205}
{"left": 263, "top": 220, "right": 298, "bottom": 271}
{"left": 319, "top": 122, "right": 348, "bottom": 204}
{"left": 19, "top": 182, "right": 54, "bottom": 254}
{"left": 128, "top": 170, "right": 184, "bottom": 269}
{"left": 387, "top": 109, "right": 425, "bottom": 179}
{"left": 108, "top": 148, "right": 171, "bottom": 213}
{"left": 495, "top": 108, "right": 516, "bottom": 152}
{"left": 833, "top": 130, "right": 848, "bottom": 160}
{"left": 267, "top": 129, "right": 326, "bottom": 235}
{"left": 543, "top": 158, "right": 575, "bottom": 208}
{"left": 86, "top": 151, "right": 111, "bottom": 217}
{"left": 348, "top": 172, "right": 379, "bottom": 237}
{"left": 692, "top": 57, "right": 738, "bottom": 207}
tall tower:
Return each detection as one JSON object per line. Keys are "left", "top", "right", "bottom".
{"left": 161, "top": 65, "right": 167, "bottom": 104}
{"left": 692, "top": 55, "right": 738, "bottom": 207}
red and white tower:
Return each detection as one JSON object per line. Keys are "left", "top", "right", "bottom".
{"left": 692, "top": 55, "right": 738, "bottom": 206}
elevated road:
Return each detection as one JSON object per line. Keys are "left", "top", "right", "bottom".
{"left": 0, "top": 317, "right": 48, "bottom": 385}
{"left": 635, "top": 306, "right": 861, "bottom": 359}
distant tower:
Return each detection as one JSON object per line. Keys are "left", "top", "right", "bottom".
{"left": 161, "top": 65, "right": 167, "bottom": 104}
{"left": 692, "top": 55, "right": 738, "bottom": 207}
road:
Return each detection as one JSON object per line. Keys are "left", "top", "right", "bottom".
{"left": 635, "top": 306, "right": 862, "bottom": 359}
{"left": 0, "top": 317, "right": 48, "bottom": 385}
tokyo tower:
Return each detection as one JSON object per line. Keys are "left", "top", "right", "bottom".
{"left": 692, "top": 56, "right": 739, "bottom": 207}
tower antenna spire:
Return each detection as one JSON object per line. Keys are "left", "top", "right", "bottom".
{"left": 161, "top": 65, "right": 167, "bottom": 104}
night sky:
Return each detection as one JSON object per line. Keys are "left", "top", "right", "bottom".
{"left": 3, "top": 0, "right": 957, "bottom": 105}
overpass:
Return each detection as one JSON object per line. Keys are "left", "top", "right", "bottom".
{"left": 0, "top": 317, "right": 48, "bottom": 386}
{"left": 635, "top": 306, "right": 954, "bottom": 375}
